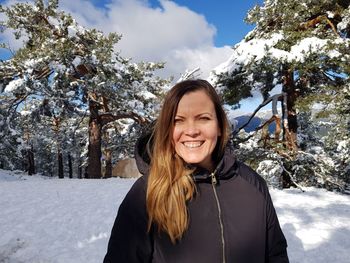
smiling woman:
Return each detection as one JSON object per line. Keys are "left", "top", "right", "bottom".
{"left": 104, "top": 79, "right": 289, "bottom": 263}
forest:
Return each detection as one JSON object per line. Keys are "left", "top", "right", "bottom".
{"left": 0, "top": 0, "right": 349, "bottom": 192}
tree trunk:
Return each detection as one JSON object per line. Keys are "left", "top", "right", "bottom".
{"left": 84, "top": 166, "right": 88, "bottom": 179}
{"left": 104, "top": 149, "right": 112, "bottom": 178}
{"left": 27, "top": 146, "right": 35, "bottom": 175}
{"left": 87, "top": 103, "right": 102, "bottom": 178}
{"left": 85, "top": 93, "right": 146, "bottom": 179}
{"left": 68, "top": 154, "right": 73, "bottom": 179}
{"left": 58, "top": 149, "right": 64, "bottom": 179}
{"left": 282, "top": 67, "right": 298, "bottom": 151}
{"left": 77, "top": 157, "right": 82, "bottom": 179}
{"left": 78, "top": 163, "right": 82, "bottom": 179}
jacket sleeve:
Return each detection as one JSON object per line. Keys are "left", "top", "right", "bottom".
{"left": 103, "top": 177, "right": 153, "bottom": 263}
{"left": 266, "top": 191, "right": 289, "bottom": 263}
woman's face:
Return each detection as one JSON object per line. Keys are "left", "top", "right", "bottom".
{"left": 172, "top": 90, "right": 221, "bottom": 171}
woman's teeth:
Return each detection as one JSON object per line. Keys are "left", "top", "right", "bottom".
{"left": 183, "top": 141, "right": 203, "bottom": 148}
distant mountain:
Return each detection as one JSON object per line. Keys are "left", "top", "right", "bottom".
{"left": 235, "top": 115, "right": 262, "bottom": 132}
{"left": 234, "top": 111, "right": 276, "bottom": 133}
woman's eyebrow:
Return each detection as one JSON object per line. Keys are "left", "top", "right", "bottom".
{"left": 197, "top": 112, "right": 213, "bottom": 116}
{"left": 175, "top": 112, "right": 214, "bottom": 117}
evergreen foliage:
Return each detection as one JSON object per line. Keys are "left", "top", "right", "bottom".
{"left": 0, "top": 103, "right": 22, "bottom": 170}
{"left": 0, "top": 0, "right": 169, "bottom": 178}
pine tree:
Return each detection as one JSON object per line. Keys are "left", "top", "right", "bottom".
{"left": 0, "top": 0, "right": 168, "bottom": 178}
{"left": 0, "top": 100, "right": 22, "bottom": 170}
{"left": 213, "top": 0, "right": 350, "bottom": 150}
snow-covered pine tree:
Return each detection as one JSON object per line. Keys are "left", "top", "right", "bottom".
{"left": 213, "top": 0, "right": 350, "bottom": 146}
{"left": 0, "top": 0, "right": 168, "bottom": 178}
{"left": 323, "top": 83, "right": 350, "bottom": 188}
{"left": 211, "top": 0, "right": 350, "bottom": 190}
{"left": 0, "top": 98, "right": 22, "bottom": 170}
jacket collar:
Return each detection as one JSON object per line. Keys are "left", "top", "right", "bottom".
{"left": 192, "top": 146, "right": 238, "bottom": 183}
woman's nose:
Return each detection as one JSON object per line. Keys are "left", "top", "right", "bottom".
{"left": 184, "top": 122, "right": 200, "bottom": 136}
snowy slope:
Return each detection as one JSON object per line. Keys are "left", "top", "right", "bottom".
{"left": 1, "top": 170, "right": 349, "bottom": 263}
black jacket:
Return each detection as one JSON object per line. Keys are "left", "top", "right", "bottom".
{"left": 104, "top": 135, "right": 289, "bottom": 263}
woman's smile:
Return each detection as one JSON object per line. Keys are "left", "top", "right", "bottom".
{"left": 182, "top": 141, "right": 204, "bottom": 148}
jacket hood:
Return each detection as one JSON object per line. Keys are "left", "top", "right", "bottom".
{"left": 134, "top": 132, "right": 153, "bottom": 176}
{"left": 134, "top": 132, "right": 238, "bottom": 182}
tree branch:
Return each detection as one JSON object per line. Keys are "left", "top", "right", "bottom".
{"left": 100, "top": 112, "right": 148, "bottom": 127}
{"left": 276, "top": 158, "right": 305, "bottom": 192}
{"left": 7, "top": 94, "right": 29, "bottom": 114}
{"left": 234, "top": 93, "right": 286, "bottom": 136}
{"left": 299, "top": 15, "right": 339, "bottom": 36}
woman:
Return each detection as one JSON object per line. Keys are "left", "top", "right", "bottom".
{"left": 104, "top": 79, "right": 289, "bottom": 263}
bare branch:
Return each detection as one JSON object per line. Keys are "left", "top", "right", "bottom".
{"left": 276, "top": 158, "right": 305, "bottom": 192}
{"left": 234, "top": 93, "right": 286, "bottom": 135}
{"left": 7, "top": 94, "right": 29, "bottom": 114}
{"left": 299, "top": 14, "right": 339, "bottom": 36}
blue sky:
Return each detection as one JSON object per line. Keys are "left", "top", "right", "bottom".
{"left": 87, "top": 0, "right": 263, "bottom": 47}
{"left": 0, "top": 0, "right": 264, "bottom": 78}
{"left": 148, "top": 0, "right": 263, "bottom": 47}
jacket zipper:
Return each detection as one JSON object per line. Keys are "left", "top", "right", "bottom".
{"left": 211, "top": 170, "right": 226, "bottom": 263}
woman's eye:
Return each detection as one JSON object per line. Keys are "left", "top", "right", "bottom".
{"left": 200, "top": 116, "right": 210, "bottom": 121}
{"left": 174, "top": 118, "right": 182, "bottom": 123}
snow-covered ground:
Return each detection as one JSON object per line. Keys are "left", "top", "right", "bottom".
{"left": 1, "top": 169, "right": 349, "bottom": 263}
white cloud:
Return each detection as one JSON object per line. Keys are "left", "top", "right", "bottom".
{"left": 0, "top": 0, "right": 29, "bottom": 52}
{"left": 164, "top": 45, "right": 233, "bottom": 80}
{"left": 1, "top": 0, "right": 233, "bottom": 80}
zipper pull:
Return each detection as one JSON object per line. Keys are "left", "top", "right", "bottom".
{"left": 211, "top": 171, "right": 217, "bottom": 185}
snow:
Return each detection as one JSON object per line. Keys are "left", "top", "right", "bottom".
{"left": 337, "top": 140, "right": 348, "bottom": 152}
{"left": 212, "top": 32, "right": 285, "bottom": 76}
{"left": 4, "top": 79, "right": 24, "bottom": 93}
{"left": 127, "top": 99, "right": 144, "bottom": 114}
{"left": 257, "top": 160, "right": 283, "bottom": 187}
{"left": 1, "top": 170, "right": 350, "bottom": 263}
{"left": 326, "top": 11, "right": 335, "bottom": 19}
{"left": 66, "top": 91, "right": 75, "bottom": 97}
{"left": 67, "top": 24, "right": 86, "bottom": 38}
{"left": 0, "top": 170, "right": 136, "bottom": 263}
{"left": 19, "top": 110, "right": 31, "bottom": 116}
{"left": 288, "top": 37, "right": 328, "bottom": 62}
{"left": 210, "top": 32, "right": 350, "bottom": 85}
{"left": 24, "top": 59, "right": 41, "bottom": 69}
{"left": 72, "top": 57, "right": 82, "bottom": 68}
{"left": 51, "top": 62, "right": 67, "bottom": 73}
{"left": 138, "top": 90, "right": 156, "bottom": 100}
{"left": 337, "top": 10, "right": 350, "bottom": 31}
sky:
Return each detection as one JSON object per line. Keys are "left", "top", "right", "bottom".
{"left": 0, "top": 0, "right": 263, "bottom": 79}
{"left": 90, "top": 0, "right": 263, "bottom": 47}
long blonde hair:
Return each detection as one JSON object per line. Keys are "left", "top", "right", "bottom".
{"left": 146, "top": 79, "right": 230, "bottom": 243}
